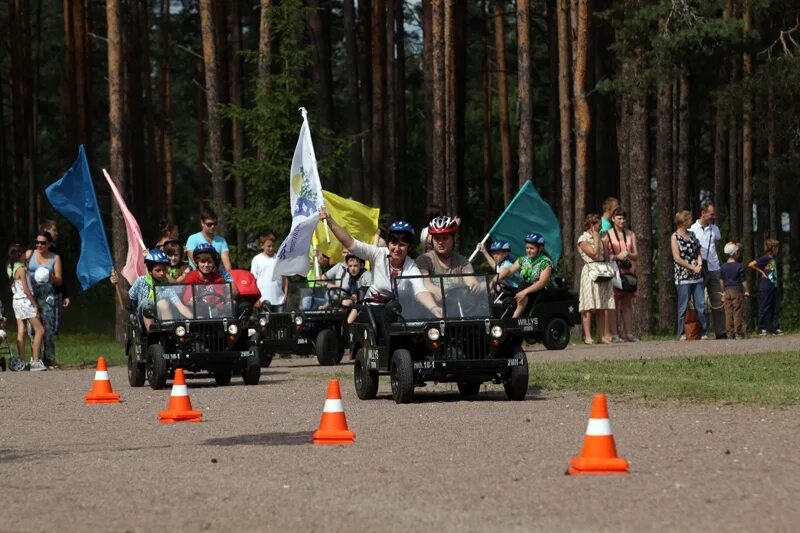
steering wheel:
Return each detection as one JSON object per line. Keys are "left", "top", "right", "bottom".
{"left": 443, "top": 284, "right": 480, "bottom": 318}
{"left": 326, "top": 286, "right": 352, "bottom": 305}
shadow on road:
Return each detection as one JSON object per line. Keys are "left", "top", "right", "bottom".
{"left": 377, "top": 386, "right": 546, "bottom": 403}
{"left": 203, "top": 431, "right": 309, "bottom": 447}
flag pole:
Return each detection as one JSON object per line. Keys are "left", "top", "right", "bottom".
{"left": 103, "top": 168, "right": 147, "bottom": 251}
{"left": 469, "top": 233, "right": 491, "bottom": 262}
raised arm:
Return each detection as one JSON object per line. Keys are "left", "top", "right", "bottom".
{"left": 318, "top": 207, "right": 355, "bottom": 250}
{"left": 476, "top": 242, "right": 496, "bottom": 268}
{"left": 498, "top": 260, "right": 520, "bottom": 281}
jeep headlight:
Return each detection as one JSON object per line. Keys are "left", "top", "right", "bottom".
{"left": 174, "top": 325, "right": 187, "bottom": 337}
{"left": 294, "top": 316, "right": 304, "bottom": 326}
{"left": 258, "top": 317, "right": 268, "bottom": 327}
{"left": 490, "top": 325, "right": 503, "bottom": 338}
{"left": 227, "top": 324, "right": 239, "bottom": 335}
{"left": 427, "top": 328, "right": 441, "bottom": 341}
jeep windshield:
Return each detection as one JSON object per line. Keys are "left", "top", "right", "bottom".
{"left": 283, "top": 279, "right": 334, "bottom": 312}
{"left": 394, "top": 274, "right": 492, "bottom": 321}
{"left": 154, "top": 282, "right": 234, "bottom": 321}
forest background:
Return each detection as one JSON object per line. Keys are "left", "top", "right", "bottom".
{"left": 1, "top": 0, "right": 799, "bottom": 338}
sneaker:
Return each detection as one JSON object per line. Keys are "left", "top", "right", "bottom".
{"left": 29, "top": 360, "right": 47, "bottom": 372}
{"left": 624, "top": 335, "right": 639, "bottom": 343}
{"left": 700, "top": 335, "right": 709, "bottom": 340}
{"left": 734, "top": 334, "right": 744, "bottom": 340}
{"left": 774, "top": 329, "right": 784, "bottom": 336}
{"left": 679, "top": 335, "right": 686, "bottom": 341}
{"left": 759, "top": 330, "right": 768, "bottom": 337}
{"left": 611, "top": 336, "right": 624, "bottom": 344}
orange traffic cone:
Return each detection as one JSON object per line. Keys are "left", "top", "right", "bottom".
{"left": 568, "top": 394, "right": 629, "bottom": 475}
{"left": 158, "top": 368, "right": 202, "bottom": 423}
{"left": 84, "top": 356, "right": 121, "bottom": 404}
{"left": 312, "top": 379, "right": 355, "bottom": 445}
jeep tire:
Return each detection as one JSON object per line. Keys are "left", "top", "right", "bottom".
{"left": 543, "top": 316, "right": 570, "bottom": 350}
{"left": 127, "top": 343, "right": 146, "bottom": 387}
{"left": 503, "top": 347, "right": 529, "bottom": 401}
{"left": 214, "top": 370, "right": 232, "bottom": 386}
{"left": 146, "top": 344, "right": 168, "bottom": 390}
{"left": 390, "top": 349, "right": 414, "bottom": 404}
{"left": 242, "top": 343, "right": 261, "bottom": 385}
{"left": 353, "top": 347, "right": 379, "bottom": 400}
{"left": 315, "top": 329, "right": 340, "bottom": 366}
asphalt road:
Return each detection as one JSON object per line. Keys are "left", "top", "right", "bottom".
{"left": 1, "top": 337, "right": 799, "bottom": 532}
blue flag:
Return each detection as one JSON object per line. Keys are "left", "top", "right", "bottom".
{"left": 45, "top": 145, "right": 113, "bottom": 290}
{"left": 488, "top": 180, "right": 562, "bottom": 266}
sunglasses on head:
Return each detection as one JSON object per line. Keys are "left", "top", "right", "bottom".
{"left": 35, "top": 240, "right": 49, "bottom": 246}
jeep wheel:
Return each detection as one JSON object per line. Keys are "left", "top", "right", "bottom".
{"left": 214, "top": 370, "right": 232, "bottom": 386}
{"left": 242, "top": 344, "right": 261, "bottom": 385}
{"left": 127, "top": 344, "right": 146, "bottom": 387}
{"left": 261, "top": 350, "right": 274, "bottom": 368}
{"left": 390, "top": 349, "right": 414, "bottom": 404}
{"left": 457, "top": 381, "right": 481, "bottom": 397}
{"left": 503, "top": 348, "right": 529, "bottom": 401}
{"left": 315, "top": 329, "right": 340, "bottom": 366}
{"left": 353, "top": 348, "right": 378, "bottom": 400}
{"left": 146, "top": 344, "right": 168, "bottom": 390}
{"left": 543, "top": 317, "right": 570, "bottom": 350}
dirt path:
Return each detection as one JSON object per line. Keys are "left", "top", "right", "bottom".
{"left": 2, "top": 356, "right": 799, "bottom": 532}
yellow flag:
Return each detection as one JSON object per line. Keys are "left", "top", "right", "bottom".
{"left": 315, "top": 190, "right": 380, "bottom": 261}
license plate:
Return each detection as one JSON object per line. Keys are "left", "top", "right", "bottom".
{"left": 240, "top": 351, "right": 255, "bottom": 358}
{"left": 297, "top": 338, "right": 308, "bottom": 345}
{"left": 507, "top": 358, "right": 525, "bottom": 366}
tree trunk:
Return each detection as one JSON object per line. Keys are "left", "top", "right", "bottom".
{"left": 384, "top": 0, "right": 397, "bottom": 213}
{"left": 230, "top": 0, "right": 245, "bottom": 248}
{"left": 139, "top": 0, "right": 159, "bottom": 228}
{"left": 195, "top": 58, "right": 206, "bottom": 203}
{"left": 256, "top": 0, "right": 271, "bottom": 163}
{"left": 107, "top": 0, "right": 127, "bottom": 343}
{"left": 444, "top": 0, "right": 458, "bottom": 215}
{"left": 713, "top": 100, "right": 726, "bottom": 218}
{"left": 494, "top": 0, "right": 512, "bottom": 206}
{"left": 572, "top": 0, "right": 590, "bottom": 283}
{"left": 423, "top": 0, "right": 434, "bottom": 210}
{"left": 199, "top": 0, "right": 226, "bottom": 233}
{"left": 557, "top": 0, "right": 574, "bottom": 280}
{"left": 741, "top": 0, "right": 753, "bottom": 263}
{"left": 343, "top": 0, "right": 363, "bottom": 200}
{"left": 309, "top": 0, "right": 334, "bottom": 165}
{"left": 370, "top": 0, "right": 386, "bottom": 207}
{"left": 628, "top": 52, "right": 651, "bottom": 335}
{"left": 395, "top": 0, "right": 407, "bottom": 218}
{"left": 158, "top": 0, "right": 174, "bottom": 223}
{"left": 516, "top": 0, "right": 533, "bottom": 186}
{"left": 767, "top": 88, "right": 777, "bottom": 239}
{"left": 358, "top": 0, "right": 372, "bottom": 201}
{"left": 676, "top": 71, "right": 690, "bottom": 211}
{"left": 656, "top": 79, "right": 675, "bottom": 333}
{"left": 126, "top": 0, "right": 147, "bottom": 223}
{"left": 482, "top": 8, "right": 493, "bottom": 232}
{"left": 73, "top": 0, "right": 90, "bottom": 152}
{"left": 546, "top": 0, "right": 560, "bottom": 210}
{"left": 430, "top": 0, "right": 445, "bottom": 212}
{"left": 61, "top": 0, "right": 76, "bottom": 157}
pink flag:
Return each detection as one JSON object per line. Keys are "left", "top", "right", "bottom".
{"left": 103, "top": 169, "right": 146, "bottom": 285}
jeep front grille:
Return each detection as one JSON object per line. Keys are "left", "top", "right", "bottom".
{"left": 189, "top": 323, "right": 226, "bottom": 352}
{"left": 443, "top": 323, "right": 488, "bottom": 360}
{"left": 264, "top": 314, "right": 293, "bottom": 340}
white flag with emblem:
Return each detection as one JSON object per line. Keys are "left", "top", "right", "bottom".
{"left": 273, "top": 108, "right": 325, "bottom": 280}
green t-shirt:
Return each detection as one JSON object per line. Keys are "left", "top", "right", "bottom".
{"left": 516, "top": 254, "right": 555, "bottom": 287}
{"left": 601, "top": 217, "right": 613, "bottom": 234}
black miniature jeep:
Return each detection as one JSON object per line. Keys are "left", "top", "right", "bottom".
{"left": 349, "top": 273, "right": 529, "bottom": 404}
{"left": 256, "top": 280, "right": 350, "bottom": 366}
{"left": 491, "top": 281, "right": 580, "bottom": 350}
{"left": 125, "top": 282, "right": 261, "bottom": 389}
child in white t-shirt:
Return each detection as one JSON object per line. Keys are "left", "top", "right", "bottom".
{"left": 251, "top": 233, "right": 288, "bottom": 311}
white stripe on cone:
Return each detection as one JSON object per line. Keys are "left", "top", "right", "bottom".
{"left": 171, "top": 384, "right": 188, "bottom": 396}
{"left": 585, "top": 418, "right": 612, "bottom": 436}
{"left": 94, "top": 370, "right": 109, "bottom": 380}
{"left": 323, "top": 399, "right": 344, "bottom": 413}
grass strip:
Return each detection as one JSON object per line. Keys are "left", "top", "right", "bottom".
{"left": 531, "top": 351, "right": 800, "bottom": 406}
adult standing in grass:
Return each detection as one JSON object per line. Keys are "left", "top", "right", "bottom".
{"left": 34, "top": 220, "right": 70, "bottom": 333}
{"left": 672, "top": 210, "right": 707, "bottom": 341}
{"left": 577, "top": 214, "right": 614, "bottom": 344}
{"left": 26, "top": 231, "right": 62, "bottom": 368}
{"left": 748, "top": 239, "right": 783, "bottom": 336}
{"left": 604, "top": 208, "right": 639, "bottom": 342}
{"left": 7, "top": 244, "right": 46, "bottom": 371}
{"left": 690, "top": 201, "right": 726, "bottom": 339}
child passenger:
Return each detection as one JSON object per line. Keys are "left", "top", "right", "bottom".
{"left": 110, "top": 248, "right": 193, "bottom": 331}
{"left": 162, "top": 240, "right": 189, "bottom": 283}
{"left": 6, "top": 244, "right": 46, "bottom": 370}
{"left": 476, "top": 240, "right": 521, "bottom": 294}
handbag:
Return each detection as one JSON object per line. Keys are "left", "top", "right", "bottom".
{"left": 620, "top": 272, "right": 638, "bottom": 292}
{"left": 587, "top": 262, "right": 615, "bottom": 281}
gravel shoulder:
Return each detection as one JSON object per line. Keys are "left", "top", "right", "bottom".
{"left": 2, "top": 349, "right": 800, "bottom": 532}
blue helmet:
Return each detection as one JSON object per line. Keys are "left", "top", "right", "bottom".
{"left": 489, "top": 240, "right": 511, "bottom": 252}
{"left": 192, "top": 243, "right": 220, "bottom": 264}
{"left": 144, "top": 248, "right": 170, "bottom": 266}
{"left": 388, "top": 220, "right": 415, "bottom": 241}
{"left": 524, "top": 233, "right": 545, "bottom": 245}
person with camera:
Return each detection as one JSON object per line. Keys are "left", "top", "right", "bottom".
{"left": 604, "top": 207, "right": 639, "bottom": 342}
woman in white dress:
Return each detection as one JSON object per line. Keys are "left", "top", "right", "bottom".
{"left": 577, "top": 214, "right": 615, "bottom": 344}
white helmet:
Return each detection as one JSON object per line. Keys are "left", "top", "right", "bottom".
{"left": 34, "top": 267, "right": 51, "bottom": 284}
